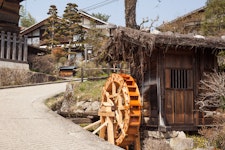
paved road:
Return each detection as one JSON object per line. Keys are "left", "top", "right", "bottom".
{"left": 0, "top": 83, "right": 122, "bottom": 150}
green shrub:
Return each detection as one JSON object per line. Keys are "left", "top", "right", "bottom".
{"left": 188, "top": 135, "right": 208, "bottom": 148}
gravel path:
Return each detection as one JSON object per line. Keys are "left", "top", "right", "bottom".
{"left": 0, "top": 83, "right": 122, "bottom": 150}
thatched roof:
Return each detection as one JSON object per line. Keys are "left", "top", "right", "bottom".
{"left": 100, "top": 26, "right": 225, "bottom": 84}
{"left": 103, "top": 27, "right": 225, "bottom": 62}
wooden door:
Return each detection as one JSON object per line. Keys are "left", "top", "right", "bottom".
{"left": 164, "top": 53, "right": 194, "bottom": 125}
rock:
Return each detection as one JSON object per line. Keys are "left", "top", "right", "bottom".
{"left": 170, "top": 137, "right": 193, "bottom": 150}
{"left": 144, "top": 131, "right": 164, "bottom": 139}
{"left": 194, "top": 147, "right": 214, "bottom": 150}
{"left": 143, "top": 130, "right": 195, "bottom": 150}
{"left": 177, "top": 131, "right": 186, "bottom": 138}
{"left": 142, "top": 137, "right": 172, "bottom": 150}
{"left": 76, "top": 101, "right": 85, "bottom": 107}
{"left": 82, "top": 101, "right": 91, "bottom": 110}
{"left": 60, "top": 83, "right": 75, "bottom": 114}
{"left": 163, "top": 131, "right": 179, "bottom": 139}
{"left": 193, "top": 35, "right": 205, "bottom": 39}
{"left": 73, "top": 109, "right": 84, "bottom": 114}
{"left": 144, "top": 131, "right": 179, "bottom": 139}
{"left": 221, "top": 35, "right": 225, "bottom": 40}
{"left": 85, "top": 101, "right": 100, "bottom": 112}
{"left": 56, "top": 82, "right": 101, "bottom": 117}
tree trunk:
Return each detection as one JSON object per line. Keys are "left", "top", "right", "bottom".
{"left": 125, "top": 0, "right": 138, "bottom": 29}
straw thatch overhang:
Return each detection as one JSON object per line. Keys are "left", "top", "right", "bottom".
{"left": 103, "top": 26, "right": 225, "bottom": 62}
{"left": 101, "top": 26, "right": 225, "bottom": 84}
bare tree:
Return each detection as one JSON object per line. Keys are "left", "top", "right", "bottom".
{"left": 196, "top": 71, "right": 225, "bottom": 117}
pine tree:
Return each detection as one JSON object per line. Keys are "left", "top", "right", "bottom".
{"left": 91, "top": 13, "right": 110, "bottom": 22}
{"left": 201, "top": 0, "right": 225, "bottom": 35}
{"left": 20, "top": 6, "right": 36, "bottom": 28}
{"left": 61, "top": 3, "right": 85, "bottom": 61}
{"left": 85, "top": 26, "right": 108, "bottom": 60}
{"left": 43, "top": 5, "right": 61, "bottom": 50}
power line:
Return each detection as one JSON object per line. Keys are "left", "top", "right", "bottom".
{"left": 82, "top": 0, "right": 112, "bottom": 10}
{"left": 81, "top": 0, "right": 118, "bottom": 11}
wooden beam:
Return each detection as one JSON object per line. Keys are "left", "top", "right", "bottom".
{"left": 93, "top": 120, "right": 108, "bottom": 135}
{"left": 0, "top": 0, "right": 4, "bottom": 8}
{"left": 2, "top": 1, "right": 20, "bottom": 14}
{"left": 0, "top": 9, "right": 20, "bottom": 24}
{"left": 83, "top": 120, "right": 101, "bottom": 130}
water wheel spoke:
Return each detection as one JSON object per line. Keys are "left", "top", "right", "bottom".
{"left": 112, "top": 82, "right": 116, "bottom": 96}
{"left": 117, "top": 84, "right": 123, "bottom": 95}
{"left": 115, "top": 110, "right": 126, "bottom": 136}
{"left": 104, "top": 90, "right": 114, "bottom": 106}
{"left": 117, "top": 94, "right": 124, "bottom": 107}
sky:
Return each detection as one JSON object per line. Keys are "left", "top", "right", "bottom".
{"left": 21, "top": 0, "right": 207, "bottom": 29}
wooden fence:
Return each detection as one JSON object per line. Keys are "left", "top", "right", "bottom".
{"left": 0, "top": 31, "right": 28, "bottom": 62}
{"left": 80, "top": 67, "right": 130, "bottom": 82}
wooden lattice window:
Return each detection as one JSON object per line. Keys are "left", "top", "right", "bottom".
{"left": 166, "top": 69, "right": 193, "bottom": 89}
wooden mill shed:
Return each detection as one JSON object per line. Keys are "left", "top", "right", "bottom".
{"left": 103, "top": 27, "right": 225, "bottom": 131}
{"left": 0, "top": 0, "right": 23, "bottom": 33}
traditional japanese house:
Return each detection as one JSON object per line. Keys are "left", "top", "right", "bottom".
{"left": 20, "top": 10, "right": 116, "bottom": 62}
{"left": 0, "top": 0, "right": 29, "bottom": 70}
{"left": 104, "top": 27, "right": 225, "bottom": 131}
{"left": 157, "top": 6, "right": 206, "bottom": 35}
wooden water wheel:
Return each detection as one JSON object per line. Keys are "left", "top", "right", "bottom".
{"left": 85, "top": 74, "right": 141, "bottom": 150}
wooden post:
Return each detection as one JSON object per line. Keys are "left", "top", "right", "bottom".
{"left": 1, "top": 31, "right": 5, "bottom": 59}
{"left": 18, "top": 36, "right": 22, "bottom": 61}
{"left": 12, "top": 33, "right": 17, "bottom": 60}
{"left": 81, "top": 67, "right": 84, "bottom": 82}
{"left": 107, "top": 117, "right": 115, "bottom": 145}
{"left": 23, "top": 35, "right": 28, "bottom": 62}
{"left": 6, "top": 32, "right": 11, "bottom": 59}
{"left": 99, "top": 117, "right": 107, "bottom": 139}
{"left": 134, "top": 131, "right": 141, "bottom": 150}
{"left": 107, "top": 64, "right": 110, "bottom": 77}
{"left": 157, "top": 77, "right": 166, "bottom": 130}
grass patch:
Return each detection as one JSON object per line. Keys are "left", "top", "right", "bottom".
{"left": 45, "top": 79, "right": 106, "bottom": 110}
{"left": 45, "top": 92, "right": 64, "bottom": 111}
{"left": 74, "top": 79, "right": 106, "bottom": 102}
{"left": 187, "top": 134, "right": 208, "bottom": 149}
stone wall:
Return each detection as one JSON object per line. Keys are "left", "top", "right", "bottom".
{"left": 0, "top": 60, "right": 29, "bottom": 70}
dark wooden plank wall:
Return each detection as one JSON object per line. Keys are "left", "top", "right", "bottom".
{"left": 0, "top": 0, "right": 21, "bottom": 33}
